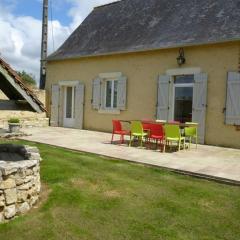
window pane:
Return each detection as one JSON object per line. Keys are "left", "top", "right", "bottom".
{"left": 106, "top": 81, "right": 112, "bottom": 108}
{"left": 66, "top": 87, "right": 72, "bottom": 118}
{"left": 175, "top": 75, "right": 194, "bottom": 84}
{"left": 113, "top": 81, "right": 118, "bottom": 108}
{"left": 174, "top": 87, "right": 193, "bottom": 123}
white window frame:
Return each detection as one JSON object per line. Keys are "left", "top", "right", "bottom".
{"left": 104, "top": 79, "right": 118, "bottom": 110}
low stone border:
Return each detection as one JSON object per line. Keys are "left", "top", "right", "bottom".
{"left": 0, "top": 145, "right": 41, "bottom": 223}
{"left": 0, "top": 131, "right": 32, "bottom": 139}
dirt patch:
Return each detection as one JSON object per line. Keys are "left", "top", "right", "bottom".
{"left": 70, "top": 178, "right": 86, "bottom": 187}
{"left": 198, "top": 199, "right": 215, "bottom": 209}
{"left": 30, "top": 182, "right": 51, "bottom": 212}
{"left": 71, "top": 178, "right": 121, "bottom": 198}
{"left": 70, "top": 178, "right": 99, "bottom": 191}
{"left": 103, "top": 190, "right": 121, "bottom": 199}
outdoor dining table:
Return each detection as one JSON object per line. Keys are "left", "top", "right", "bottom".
{"left": 119, "top": 120, "right": 198, "bottom": 128}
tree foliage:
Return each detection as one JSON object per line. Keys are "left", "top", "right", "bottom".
{"left": 17, "top": 71, "right": 37, "bottom": 87}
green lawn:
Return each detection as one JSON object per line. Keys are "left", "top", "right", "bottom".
{"left": 0, "top": 140, "right": 239, "bottom": 240}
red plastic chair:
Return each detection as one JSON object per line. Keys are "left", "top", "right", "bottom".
{"left": 111, "top": 120, "right": 130, "bottom": 144}
{"left": 148, "top": 123, "right": 165, "bottom": 151}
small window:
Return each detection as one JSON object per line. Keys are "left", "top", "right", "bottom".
{"left": 105, "top": 79, "right": 118, "bottom": 109}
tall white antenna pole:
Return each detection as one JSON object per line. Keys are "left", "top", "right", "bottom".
{"left": 40, "top": 0, "right": 48, "bottom": 89}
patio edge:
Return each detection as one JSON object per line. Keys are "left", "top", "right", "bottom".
{"left": 18, "top": 139, "right": 240, "bottom": 186}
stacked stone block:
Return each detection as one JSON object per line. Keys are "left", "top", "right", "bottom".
{"left": 0, "top": 145, "right": 41, "bottom": 223}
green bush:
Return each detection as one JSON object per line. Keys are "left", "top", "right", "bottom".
{"left": 8, "top": 117, "right": 20, "bottom": 124}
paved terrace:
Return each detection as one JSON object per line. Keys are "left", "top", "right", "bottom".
{"left": 20, "top": 127, "right": 240, "bottom": 185}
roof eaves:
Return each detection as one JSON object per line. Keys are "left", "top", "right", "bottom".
{"left": 47, "top": 38, "right": 240, "bottom": 62}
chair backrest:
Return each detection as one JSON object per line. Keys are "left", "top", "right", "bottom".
{"left": 185, "top": 127, "right": 197, "bottom": 136}
{"left": 164, "top": 124, "right": 181, "bottom": 138}
{"left": 149, "top": 124, "right": 164, "bottom": 137}
{"left": 131, "top": 121, "right": 144, "bottom": 134}
{"left": 112, "top": 120, "right": 122, "bottom": 132}
{"left": 142, "top": 121, "right": 152, "bottom": 131}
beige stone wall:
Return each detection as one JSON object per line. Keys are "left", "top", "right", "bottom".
{"left": 0, "top": 89, "right": 48, "bottom": 128}
{"left": 0, "top": 111, "right": 48, "bottom": 128}
{"left": 32, "top": 89, "right": 46, "bottom": 107}
{"left": 0, "top": 90, "right": 8, "bottom": 100}
{"left": 46, "top": 41, "right": 240, "bottom": 148}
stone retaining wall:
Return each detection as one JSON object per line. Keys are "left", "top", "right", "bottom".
{"left": 0, "top": 145, "right": 41, "bottom": 223}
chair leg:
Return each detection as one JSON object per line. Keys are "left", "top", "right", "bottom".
{"left": 163, "top": 139, "right": 166, "bottom": 152}
{"left": 111, "top": 133, "right": 114, "bottom": 144}
{"left": 196, "top": 136, "right": 198, "bottom": 149}
{"left": 183, "top": 138, "right": 186, "bottom": 150}
{"left": 121, "top": 135, "right": 124, "bottom": 144}
{"left": 140, "top": 137, "right": 143, "bottom": 147}
{"left": 178, "top": 140, "right": 181, "bottom": 151}
{"left": 129, "top": 135, "right": 133, "bottom": 147}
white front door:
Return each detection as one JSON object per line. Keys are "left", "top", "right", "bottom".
{"left": 172, "top": 75, "right": 194, "bottom": 123}
{"left": 63, "top": 86, "right": 75, "bottom": 128}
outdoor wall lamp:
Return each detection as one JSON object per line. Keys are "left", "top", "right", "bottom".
{"left": 177, "top": 48, "right": 186, "bottom": 66}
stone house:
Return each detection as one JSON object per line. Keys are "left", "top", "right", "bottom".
{"left": 0, "top": 58, "right": 48, "bottom": 127}
{"left": 46, "top": 0, "right": 240, "bottom": 148}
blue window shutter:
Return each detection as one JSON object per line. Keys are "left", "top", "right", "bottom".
{"left": 157, "top": 75, "right": 170, "bottom": 120}
{"left": 226, "top": 72, "right": 240, "bottom": 125}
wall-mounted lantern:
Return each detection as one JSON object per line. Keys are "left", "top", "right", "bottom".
{"left": 177, "top": 48, "right": 186, "bottom": 66}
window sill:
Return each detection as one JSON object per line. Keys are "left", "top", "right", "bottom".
{"left": 98, "top": 109, "right": 120, "bottom": 115}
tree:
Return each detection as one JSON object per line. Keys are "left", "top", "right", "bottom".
{"left": 17, "top": 71, "right": 37, "bottom": 87}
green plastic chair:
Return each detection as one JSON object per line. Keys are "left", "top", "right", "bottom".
{"left": 163, "top": 124, "right": 185, "bottom": 152}
{"left": 185, "top": 122, "right": 198, "bottom": 149}
{"left": 129, "top": 121, "right": 148, "bottom": 147}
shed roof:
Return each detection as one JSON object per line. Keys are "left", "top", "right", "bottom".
{"left": 0, "top": 57, "right": 46, "bottom": 113}
{"left": 48, "top": 0, "right": 240, "bottom": 61}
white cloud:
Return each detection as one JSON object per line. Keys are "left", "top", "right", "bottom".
{"left": 0, "top": 0, "right": 118, "bottom": 84}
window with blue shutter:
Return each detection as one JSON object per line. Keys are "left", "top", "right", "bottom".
{"left": 225, "top": 72, "right": 240, "bottom": 125}
{"left": 92, "top": 73, "right": 127, "bottom": 112}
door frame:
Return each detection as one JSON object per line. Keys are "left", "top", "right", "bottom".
{"left": 172, "top": 82, "right": 194, "bottom": 121}
{"left": 59, "top": 80, "right": 79, "bottom": 128}
{"left": 165, "top": 68, "right": 201, "bottom": 121}
{"left": 63, "top": 86, "right": 75, "bottom": 128}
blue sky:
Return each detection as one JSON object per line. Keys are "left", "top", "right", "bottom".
{"left": 0, "top": 0, "right": 118, "bottom": 82}
{"left": 11, "top": 0, "right": 73, "bottom": 26}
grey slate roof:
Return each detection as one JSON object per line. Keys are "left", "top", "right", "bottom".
{"left": 48, "top": 0, "right": 240, "bottom": 61}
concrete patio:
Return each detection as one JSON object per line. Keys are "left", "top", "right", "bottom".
{"left": 19, "top": 127, "right": 240, "bottom": 185}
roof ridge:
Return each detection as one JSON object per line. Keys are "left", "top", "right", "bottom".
{"left": 94, "top": 0, "right": 122, "bottom": 9}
